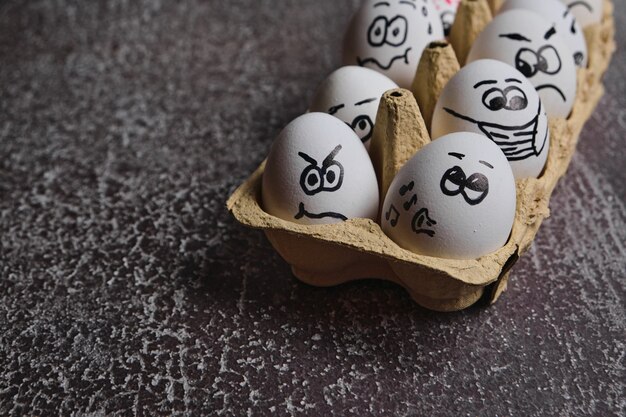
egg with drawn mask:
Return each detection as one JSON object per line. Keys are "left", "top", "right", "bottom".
{"left": 467, "top": 9, "right": 577, "bottom": 118}
{"left": 262, "top": 113, "right": 380, "bottom": 225}
{"left": 432, "top": 0, "right": 461, "bottom": 36}
{"left": 342, "top": 0, "right": 445, "bottom": 88}
{"left": 381, "top": 132, "right": 516, "bottom": 259}
{"left": 432, "top": 59, "right": 550, "bottom": 179}
{"left": 560, "top": 0, "right": 603, "bottom": 27}
{"left": 500, "top": 0, "right": 588, "bottom": 67}
{"left": 309, "top": 66, "right": 398, "bottom": 149}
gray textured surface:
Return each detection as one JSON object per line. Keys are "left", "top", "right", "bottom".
{"left": 0, "top": 0, "right": 624, "bottom": 416}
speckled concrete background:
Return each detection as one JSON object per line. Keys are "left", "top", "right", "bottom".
{"left": 0, "top": 1, "right": 624, "bottom": 416}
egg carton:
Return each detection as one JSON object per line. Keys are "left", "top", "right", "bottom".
{"left": 227, "top": 0, "right": 615, "bottom": 312}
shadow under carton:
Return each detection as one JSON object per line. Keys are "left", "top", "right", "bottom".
{"left": 227, "top": 0, "right": 615, "bottom": 312}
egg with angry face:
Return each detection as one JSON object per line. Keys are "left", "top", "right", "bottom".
{"left": 262, "top": 113, "right": 380, "bottom": 225}
{"left": 431, "top": 59, "right": 550, "bottom": 179}
{"left": 500, "top": 0, "right": 588, "bottom": 67}
{"left": 467, "top": 9, "right": 577, "bottom": 118}
{"left": 342, "top": 0, "right": 445, "bottom": 88}
{"left": 309, "top": 66, "right": 398, "bottom": 149}
{"left": 381, "top": 132, "right": 516, "bottom": 259}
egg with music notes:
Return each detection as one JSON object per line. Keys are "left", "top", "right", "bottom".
{"left": 262, "top": 113, "right": 379, "bottom": 225}
{"left": 467, "top": 9, "right": 577, "bottom": 118}
{"left": 342, "top": 0, "right": 445, "bottom": 88}
{"left": 431, "top": 59, "right": 550, "bottom": 179}
{"left": 309, "top": 66, "right": 398, "bottom": 149}
{"left": 381, "top": 132, "right": 516, "bottom": 259}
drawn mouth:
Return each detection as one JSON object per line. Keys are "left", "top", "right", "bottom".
{"left": 535, "top": 84, "right": 567, "bottom": 102}
{"left": 443, "top": 101, "right": 548, "bottom": 162}
{"left": 357, "top": 47, "right": 412, "bottom": 70}
{"left": 294, "top": 202, "right": 347, "bottom": 221}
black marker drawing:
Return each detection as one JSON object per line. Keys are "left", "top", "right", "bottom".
{"left": 298, "top": 145, "right": 344, "bottom": 195}
{"left": 357, "top": 47, "right": 412, "bottom": 70}
{"left": 328, "top": 104, "right": 345, "bottom": 115}
{"left": 441, "top": 11, "right": 455, "bottom": 36}
{"left": 367, "top": 15, "right": 408, "bottom": 47}
{"left": 567, "top": 1, "right": 593, "bottom": 13}
{"left": 403, "top": 194, "right": 417, "bottom": 211}
{"left": 411, "top": 208, "right": 437, "bottom": 237}
{"left": 349, "top": 115, "right": 374, "bottom": 143}
{"left": 295, "top": 203, "right": 347, "bottom": 221}
{"left": 443, "top": 83, "right": 548, "bottom": 161}
{"left": 399, "top": 180, "right": 414, "bottom": 196}
{"left": 440, "top": 165, "right": 489, "bottom": 206}
{"left": 385, "top": 204, "right": 400, "bottom": 227}
{"left": 500, "top": 31, "right": 566, "bottom": 102}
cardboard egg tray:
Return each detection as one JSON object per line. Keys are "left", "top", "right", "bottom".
{"left": 227, "top": 0, "right": 615, "bottom": 312}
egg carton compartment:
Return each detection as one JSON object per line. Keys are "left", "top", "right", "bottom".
{"left": 227, "top": 0, "right": 615, "bottom": 312}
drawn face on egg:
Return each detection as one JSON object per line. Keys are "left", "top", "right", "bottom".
{"left": 262, "top": 113, "right": 380, "bottom": 225}
{"left": 467, "top": 9, "right": 577, "bottom": 118}
{"left": 500, "top": 0, "right": 588, "bottom": 67}
{"left": 431, "top": 59, "right": 549, "bottom": 179}
{"left": 381, "top": 133, "right": 516, "bottom": 259}
{"left": 560, "top": 0, "right": 603, "bottom": 27}
{"left": 431, "top": 0, "right": 461, "bottom": 36}
{"left": 342, "top": 0, "right": 444, "bottom": 88}
{"left": 309, "top": 66, "right": 399, "bottom": 149}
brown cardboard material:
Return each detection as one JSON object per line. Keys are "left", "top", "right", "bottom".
{"left": 226, "top": 0, "right": 615, "bottom": 312}
{"left": 448, "top": 0, "right": 493, "bottom": 66}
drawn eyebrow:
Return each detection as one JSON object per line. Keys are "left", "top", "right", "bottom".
{"left": 298, "top": 151, "right": 317, "bottom": 165}
{"left": 479, "top": 160, "right": 494, "bottom": 169}
{"left": 448, "top": 152, "right": 465, "bottom": 160}
{"left": 562, "top": 9, "right": 569, "bottom": 18}
{"left": 374, "top": 1, "right": 390, "bottom": 7}
{"left": 328, "top": 104, "right": 344, "bottom": 115}
{"left": 544, "top": 26, "right": 556, "bottom": 40}
{"left": 567, "top": 1, "right": 593, "bottom": 12}
{"left": 355, "top": 97, "right": 377, "bottom": 106}
{"left": 322, "top": 145, "right": 343, "bottom": 168}
{"left": 505, "top": 78, "right": 522, "bottom": 83}
{"left": 473, "top": 80, "right": 497, "bottom": 89}
{"left": 499, "top": 33, "right": 531, "bottom": 42}
{"left": 399, "top": 0, "right": 416, "bottom": 9}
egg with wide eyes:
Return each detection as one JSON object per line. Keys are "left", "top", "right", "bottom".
{"left": 309, "top": 66, "right": 398, "bottom": 149}
{"left": 431, "top": 59, "right": 550, "bottom": 179}
{"left": 431, "top": 0, "right": 461, "bottom": 36}
{"left": 342, "top": 0, "right": 445, "bottom": 88}
{"left": 500, "top": 0, "right": 588, "bottom": 67}
{"left": 262, "top": 113, "right": 380, "bottom": 225}
{"left": 560, "top": 0, "right": 603, "bottom": 27}
{"left": 381, "top": 132, "right": 516, "bottom": 259}
{"left": 467, "top": 9, "right": 577, "bottom": 118}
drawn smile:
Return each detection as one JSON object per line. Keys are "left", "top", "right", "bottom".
{"left": 443, "top": 101, "right": 548, "bottom": 161}
{"left": 294, "top": 202, "right": 347, "bottom": 221}
{"left": 357, "top": 47, "right": 412, "bottom": 70}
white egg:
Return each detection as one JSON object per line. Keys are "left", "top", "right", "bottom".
{"left": 309, "top": 66, "right": 398, "bottom": 149}
{"left": 560, "top": 0, "right": 603, "bottom": 27}
{"left": 262, "top": 113, "right": 380, "bottom": 225}
{"left": 500, "top": 0, "right": 588, "bottom": 67}
{"left": 381, "top": 132, "right": 516, "bottom": 259}
{"left": 431, "top": 0, "right": 461, "bottom": 36}
{"left": 467, "top": 9, "right": 577, "bottom": 118}
{"left": 342, "top": 0, "right": 445, "bottom": 88}
{"left": 432, "top": 59, "right": 550, "bottom": 179}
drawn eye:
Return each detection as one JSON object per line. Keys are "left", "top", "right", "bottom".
{"left": 386, "top": 16, "right": 408, "bottom": 47}
{"left": 571, "top": 20, "right": 577, "bottom": 34}
{"left": 515, "top": 48, "right": 539, "bottom": 78}
{"left": 465, "top": 173, "right": 489, "bottom": 193}
{"left": 368, "top": 16, "right": 387, "bottom": 47}
{"left": 323, "top": 163, "right": 343, "bottom": 191}
{"left": 538, "top": 45, "right": 562, "bottom": 75}
{"left": 301, "top": 167, "right": 322, "bottom": 194}
{"left": 504, "top": 86, "right": 528, "bottom": 111}
{"left": 482, "top": 88, "right": 507, "bottom": 111}
{"left": 351, "top": 115, "right": 374, "bottom": 142}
